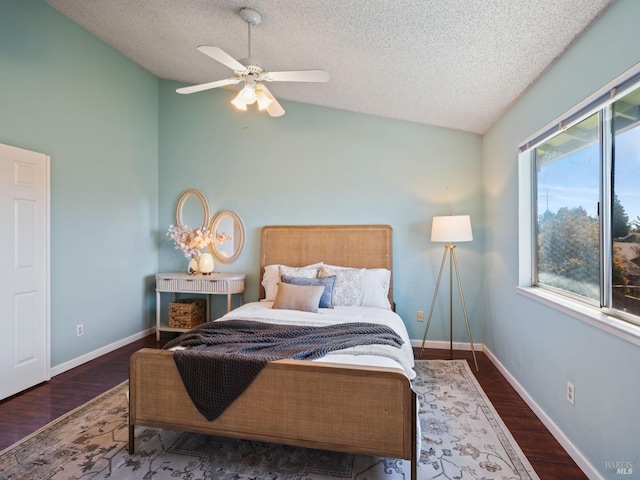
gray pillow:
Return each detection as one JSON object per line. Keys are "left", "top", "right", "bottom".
{"left": 272, "top": 282, "right": 325, "bottom": 312}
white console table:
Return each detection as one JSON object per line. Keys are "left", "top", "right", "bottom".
{"left": 155, "top": 272, "right": 245, "bottom": 340}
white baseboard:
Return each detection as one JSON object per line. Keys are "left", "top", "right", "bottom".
{"left": 482, "top": 346, "right": 603, "bottom": 480}
{"left": 49, "top": 327, "right": 155, "bottom": 377}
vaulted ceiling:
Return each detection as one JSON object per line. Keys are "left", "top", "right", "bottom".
{"left": 45, "top": 0, "right": 614, "bottom": 133}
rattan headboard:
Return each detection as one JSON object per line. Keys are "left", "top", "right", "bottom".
{"left": 260, "top": 225, "right": 393, "bottom": 304}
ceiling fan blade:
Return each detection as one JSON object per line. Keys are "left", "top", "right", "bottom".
{"left": 176, "top": 77, "right": 240, "bottom": 94}
{"left": 259, "top": 85, "right": 285, "bottom": 117}
{"left": 264, "top": 70, "right": 330, "bottom": 83}
{"left": 197, "top": 46, "right": 247, "bottom": 72}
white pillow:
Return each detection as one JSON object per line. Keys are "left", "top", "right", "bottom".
{"left": 279, "top": 265, "right": 321, "bottom": 279}
{"left": 318, "top": 265, "right": 364, "bottom": 306}
{"left": 261, "top": 263, "right": 322, "bottom": 301}
{"left": 360, "top": 268, "right": 392, "bottom": 309}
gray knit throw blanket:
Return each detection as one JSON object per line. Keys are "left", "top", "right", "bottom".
{"left": 163, "top": 319, "right": 404, "bottom": 421}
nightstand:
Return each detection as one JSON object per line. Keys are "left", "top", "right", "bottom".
{"left": 155, "top": 272, "right": 245, "bottom": 340}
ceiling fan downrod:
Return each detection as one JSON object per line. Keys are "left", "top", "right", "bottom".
{"left": 240, "top": 7, "right": 261, "bottom": 59}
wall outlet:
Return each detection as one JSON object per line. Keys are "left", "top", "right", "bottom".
{"left": 567, "top": 381, "right": 575, "bottom": 405}
{"left": 76, "top": 324, "right": 83, "bottom": 336}
{"left": 417, "top": 311, "right": 424, "bottom": 322}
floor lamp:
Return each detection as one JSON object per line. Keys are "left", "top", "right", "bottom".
{"left": 420, "top": 215, "right": 478, "bottom": 371}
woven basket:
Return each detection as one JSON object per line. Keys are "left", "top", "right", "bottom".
{"left": 168, "top": 298, "right": 205, "bottom": 329}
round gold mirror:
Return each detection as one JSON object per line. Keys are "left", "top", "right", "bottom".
{"left": 208, "top": 210, "right": 245, "bottom": 264}
{"left": 175, "top": 189, "right": 210, "bottom": 230}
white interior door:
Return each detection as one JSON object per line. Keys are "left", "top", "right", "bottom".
{"left": 0, "top": 143, "right": 50, "bottom": 400}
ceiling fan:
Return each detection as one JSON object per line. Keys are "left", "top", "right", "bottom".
{"left": 176, "top": 7, "right": 330, "bottom": 117}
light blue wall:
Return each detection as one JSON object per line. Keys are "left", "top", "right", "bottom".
{"left": 158, "top": 81, "right": 483, "bottom": 339}
{"left": 0, "top": 0, "right": 159, "bottom": 366}
{"left": 483, "top": 1, "right": 640, "bottom": 477}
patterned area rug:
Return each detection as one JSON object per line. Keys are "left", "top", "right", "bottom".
{"left": 0, "top": 359, "right": 539, "bottom": 479}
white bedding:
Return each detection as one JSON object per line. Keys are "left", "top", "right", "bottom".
{"left": 216, "top": 301, "right": 417, "bottom": 380}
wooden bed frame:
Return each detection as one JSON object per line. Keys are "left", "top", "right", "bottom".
{"left": 129, "top": 225, "right": 417, "bottom": 479}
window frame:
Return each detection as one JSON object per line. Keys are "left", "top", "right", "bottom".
{"left": 518, "top": 63, "right": 640, "bottom": 346}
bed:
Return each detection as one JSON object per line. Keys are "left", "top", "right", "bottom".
{"left": 129, "top": 225, "right": 417, "bottom": 479}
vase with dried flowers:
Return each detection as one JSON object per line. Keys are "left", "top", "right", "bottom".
{"left": 166, "top": 225, "right": 233, "bottom": 274}
{"left": 166, "top": 225, "right": 214, "bottom": 274}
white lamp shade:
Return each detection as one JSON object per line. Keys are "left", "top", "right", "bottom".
{"left": 231, "top": 92, "right": 248, "bottom": 110}
{"left": 256, "top": 89, "right": 273, "bottom": 110}
{"left": 240, "top": 85, "right": 257, "bottom": 104}
{"left": 431, "top": 215, "right": 473, "bottom": 242}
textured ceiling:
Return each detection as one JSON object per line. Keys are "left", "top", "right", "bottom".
{"left": 44, "top": 0, "right": 614, "bottom": 133}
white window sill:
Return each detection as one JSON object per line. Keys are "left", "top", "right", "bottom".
{"left": 515, "top": 286, "right": 640, "bottom": 348}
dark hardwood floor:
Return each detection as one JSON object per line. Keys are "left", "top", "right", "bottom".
{"left": 0, "top": 335, "right": 587, "bottom": 479}
{"left": 0, "top": 335, "right": 167, "bottom": 451}
{"left": 414, "top": 347, "right": 588, "bottom": 480}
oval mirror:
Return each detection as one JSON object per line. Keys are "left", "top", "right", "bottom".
{"left": 175, "top": 189, "right": 210, "bottom": 230}
{"left": 208, "top": 210, "right": 245, "bottom": 264}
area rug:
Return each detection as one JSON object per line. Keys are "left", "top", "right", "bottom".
{"left": 0, "top": 359, "right": 539, "bottom": 479}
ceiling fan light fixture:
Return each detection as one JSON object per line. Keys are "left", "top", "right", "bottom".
{"left": 240, "top": 84, "right": 257, "bottom": 104}
{"left": 231, "top": 91, "right": 248, "bottom": 110}
{"left": 256, "top": 88, "right": 273, "bottom": 110}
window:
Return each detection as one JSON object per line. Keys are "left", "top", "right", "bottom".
{"left": 535, "top": 113, "right": 601, "bottom": 304}
{"left": 523, "top": 73, "right": 640, "bottom": 327}
{"left": 611, "top": 88, "right": 640, "bottom": 317}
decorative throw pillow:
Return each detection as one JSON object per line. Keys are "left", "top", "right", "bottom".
{"left": 318, "top": 266, "right": 364, "bottom": 306}
{"left": 261, "top": 263, "right": 322, "bottom": 301}
{"left": 360, "top": 268, "right": 392, "bottom": 309}
{"left": 281, "top": 274, "right": 336, "bottom": 308}
{"left": 272, "top": 282, "right": 325, "bottom": 313}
